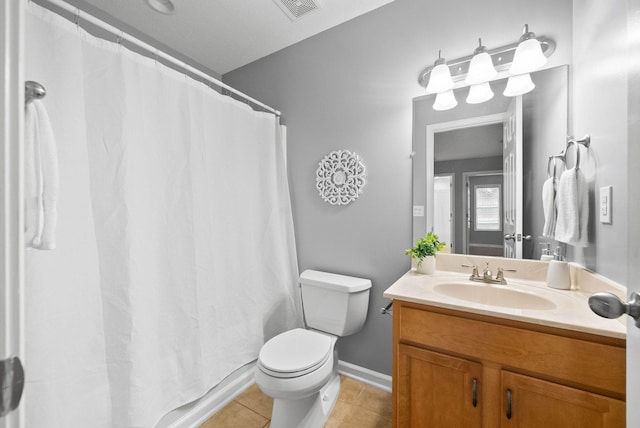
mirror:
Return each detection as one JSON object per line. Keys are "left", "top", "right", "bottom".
{"left": 412, "top": 65, "right": 569, "bottom": 260}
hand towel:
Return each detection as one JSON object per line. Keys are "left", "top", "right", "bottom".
{"left": 541, "top": 177, "right": 556, "bottom": 238}
{"left": 24, "top": 99, "right": 59, "bottom": 250}
{"left": 24, "top": 102, "right": 40, "bottom": 246}
{"left": 555, "top": 167, "right": 589, "bottom": 247}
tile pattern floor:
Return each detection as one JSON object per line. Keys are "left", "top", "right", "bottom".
{"left": 200, "top": 375, "right": 392, "bottom": 428}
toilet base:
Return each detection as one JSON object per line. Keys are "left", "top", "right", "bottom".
{"left": 269, "top": 372, "right": 340, "bottom": 428}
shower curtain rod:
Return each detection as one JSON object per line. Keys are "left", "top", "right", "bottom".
{"left": 36, "top": 0, "right": 282, "bottom": 117}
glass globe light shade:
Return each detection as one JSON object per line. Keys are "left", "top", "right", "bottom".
{"left": 466, "top": 82, "right": 494, "bottom": 104}
{"left": 504, "top": 73, "right": 536, "bottom": 97}
{"left": 433, "top": 90, "right": 457, "bottom": 111}
{"left": 465, "top": 52, "right": 497, "bottom": 85}
{"left": 509, "top": 37, "right": 547, "bottom": 74}
{"left": 426, "top": 62, "right": 454, "bottom": 94}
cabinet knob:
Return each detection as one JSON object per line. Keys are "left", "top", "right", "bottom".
{"left": 506, "top": 388, "right": 513, "bottom": 420}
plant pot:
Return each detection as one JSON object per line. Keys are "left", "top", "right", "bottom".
{"left": 416, "top": 256, "right": 436, "bottom": 275}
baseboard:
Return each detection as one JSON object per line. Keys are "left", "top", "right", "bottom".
{"left": 337, "top": 360, "right": 392, "bottom": 393}
{"left": 158, "top": 362, "right": 256, "bottom": 428}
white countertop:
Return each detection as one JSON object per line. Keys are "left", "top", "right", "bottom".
{"left": 384, "top": 269, "right": 626, "bottom": 340}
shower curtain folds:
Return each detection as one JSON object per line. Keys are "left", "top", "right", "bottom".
{"left": 24, "top": 3, "right": 302, "bottom": 427}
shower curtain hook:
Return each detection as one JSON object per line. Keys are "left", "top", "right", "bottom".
{"left": 74, "top": 8, "right": 80, "bottom": 28}
{"left": 116, "top": 31, "right": 123, "bottom": 45}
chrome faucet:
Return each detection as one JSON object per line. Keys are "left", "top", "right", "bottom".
{"left": 462, "top": 262, "right": 516, "bottom": 285}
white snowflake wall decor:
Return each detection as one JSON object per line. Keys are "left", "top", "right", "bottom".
{"left": 315, "top": 150, "right": 366, "bottom": 205}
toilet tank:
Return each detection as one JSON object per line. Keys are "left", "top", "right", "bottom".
{"left": 299, "top": 270, "right": 371, "bottom": 337}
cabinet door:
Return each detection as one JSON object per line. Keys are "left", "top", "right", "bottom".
{"left": 501, "top": 371, "right": 625, "bottom": 428}
{"left": 397, "top": 344, "right": 482, "bottom": 428}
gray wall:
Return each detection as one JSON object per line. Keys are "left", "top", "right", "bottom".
{"left": 572, "top": 0, "right": 629, "bottom": 284}
{"left": 224, "top": 0, "right": 572, "bottom": 375}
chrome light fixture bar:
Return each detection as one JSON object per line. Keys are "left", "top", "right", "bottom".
{"left": 418, "top": 35, "right": 555, "bottom": 90}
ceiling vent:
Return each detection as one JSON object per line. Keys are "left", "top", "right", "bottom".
{"left": 273, "top": 0, "right": 320, "bottom": 20}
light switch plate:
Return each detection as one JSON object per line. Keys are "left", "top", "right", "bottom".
{"left": 600, "top": 186, "right": 612, "bottom": 224}
{"left": 413, "top": 205, "right": 424, "bottom": 217}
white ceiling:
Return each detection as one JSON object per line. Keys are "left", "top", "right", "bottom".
{"left": 66, "top": 0, "right": 396, "bottom": 75}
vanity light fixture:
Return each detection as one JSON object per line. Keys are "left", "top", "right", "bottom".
{"left": 417, "top": 25, "right": 555, "bottom": 111}
{"left": 144, "top": 0, "right": 176, "bottom": 15}
{"left": 509, "top": 24, "right": 547, "bottom": 75}
{"left": 433, "top": 90, "right": 457, "bottom": 111}
{"left": 425, "top": 51, "right": 454, "bottom": 94}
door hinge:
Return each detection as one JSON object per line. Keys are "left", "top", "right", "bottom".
{"left": 0, "top": 356, "right": 24, "bottom": 417}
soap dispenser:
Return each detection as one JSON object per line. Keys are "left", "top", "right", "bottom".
{"left": 546, "top": 247, "right": 571, "bottom": 290}
{"left": 540, "top": 243, "right": 554, "bottom": 261}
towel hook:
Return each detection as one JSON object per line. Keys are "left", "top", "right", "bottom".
{"left": 567, "top": 134, "right": 591, "bottom": 148}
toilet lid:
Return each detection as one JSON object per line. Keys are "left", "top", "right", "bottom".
{"left": 258, "top": 328, "right": 332, "bottom": 375}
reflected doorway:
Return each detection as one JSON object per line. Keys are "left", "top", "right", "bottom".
{"left": 465, "top": 172, "right": 503, "bottom": 256}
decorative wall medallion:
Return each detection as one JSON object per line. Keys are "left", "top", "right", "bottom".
{"left": 316, "top": 150, "right": 366, "bottom": 205}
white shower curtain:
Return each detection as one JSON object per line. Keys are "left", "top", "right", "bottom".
{"left": 24, "top": 4, "right": 302, "bottom": 427}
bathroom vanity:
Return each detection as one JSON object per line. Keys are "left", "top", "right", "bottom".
{"left": 384, "top": 254, "right": 626, "bottom": 428}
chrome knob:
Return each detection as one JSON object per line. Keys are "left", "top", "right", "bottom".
{"left": 588, "top": 292, "right": 640, "bottom": 328}
{"left": 522, "top": 234, "right": 532, "bottom": 241}
{"left": 504, "top": 234, "right": 516, "bottom": 241}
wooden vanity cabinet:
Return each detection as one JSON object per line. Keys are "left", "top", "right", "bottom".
{"left": 392, "top": 300, "right": 626, "bottom": 428}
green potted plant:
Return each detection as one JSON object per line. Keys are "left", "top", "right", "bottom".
{"left": 405, "top": 232, "right": 446, "bottom": 274}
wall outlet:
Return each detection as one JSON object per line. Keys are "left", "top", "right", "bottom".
{"left": 413, "top": 205, "right": 424, "bottom": 217}
{"left": 600, "top": 186, "right": 612, "bottom": 224}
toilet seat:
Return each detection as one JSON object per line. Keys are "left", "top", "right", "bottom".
{"left": 258, "top": 328, "right": 332, "bottom": 378}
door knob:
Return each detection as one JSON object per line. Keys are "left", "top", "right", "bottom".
{"left": 588, "top": 292, "right": 640, "bottom": 328}
{"left": 504, "top": 234, "right": 515, "bottom": 241}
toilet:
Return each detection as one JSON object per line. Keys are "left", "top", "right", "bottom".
{"left": 255, "top": 269, "right": 371, "bottom": 428}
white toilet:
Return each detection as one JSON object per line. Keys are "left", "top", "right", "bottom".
{"left": 255, "top": 269, "right": 371, "bottom": 428}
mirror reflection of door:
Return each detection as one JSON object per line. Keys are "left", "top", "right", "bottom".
{"left": 433, "top": 175, "right": 454, "bottom": 252}
{"left": 503, "top": 96, "right": 523, "bottom": 259}
{"left": 466, "top": 174, "right": 503, "bottom": 256}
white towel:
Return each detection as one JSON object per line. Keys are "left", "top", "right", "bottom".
{"left": 541, "top": 177, "right": 556, "bottom": 238}
{"left": 24, "top": 100, "right": 59, "bottom": 250}
{"left": 555, "top": 167, "right": 588, "bottom": 247}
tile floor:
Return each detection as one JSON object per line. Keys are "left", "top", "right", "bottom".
{"left": 200, "top": 375, "right": 392, "bottom": 428}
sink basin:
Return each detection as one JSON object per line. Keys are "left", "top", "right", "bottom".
{"left": 433, "top": 282, "right": 557, "bottom": 310}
